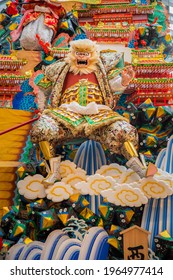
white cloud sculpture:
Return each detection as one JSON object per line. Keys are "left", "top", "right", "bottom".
{"left": 46, "top": 182, "right": 74, "bottom": 202}
{"left": 157, "top": 175, "right": 173, "bottom": 189}
{"left": 74, "top": 182, "right": 90, "bottom": 195}
{"left": 139, "top": 177, "right": 173, "bottom": 199}
{"left": 62, "top": 173, "right": 87, "bottom": 190}
{"left": 101, "top": 184, "right": 148, "bottom": 207}
{"left": 74, "top": 174, "right": 116, "bottom": 195}
{"left": 96, "top": 163, "right": 127, "bottom": 180}
{"left": 60, "top": 160, "right": 77, "bottom": 178}
{"left": 154, "top": 169, "right": 173, "bottom": 188}
{"left": 17, "top": 174, "right": 46, "bottom": 200}
{"left": 60, "top": 160, "right": 86, "bottom": 178}
{"left": 117, "top": 169, "right": 141, "bottom": 184}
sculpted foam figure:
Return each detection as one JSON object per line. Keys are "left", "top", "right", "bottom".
{"left": 30, "top": 39, "right": 152, "bottom": 185}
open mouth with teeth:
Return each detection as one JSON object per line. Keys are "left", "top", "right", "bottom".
{"left": 77, "top": 60, "right": 88, "bottom": 65}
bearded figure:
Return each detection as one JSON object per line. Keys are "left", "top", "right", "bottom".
{"left": 31, "top": 39, "right": 153, "bottom": 185}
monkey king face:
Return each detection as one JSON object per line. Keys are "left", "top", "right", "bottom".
{"left": 74, "top": 51, "right": 91, "bottom": 67}
{"left": 65, "top": 39, "right": 100, "bottom": 75}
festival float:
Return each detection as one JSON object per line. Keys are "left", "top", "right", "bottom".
{"left": 0, "top": 0, "right": 173, "bottom": 261}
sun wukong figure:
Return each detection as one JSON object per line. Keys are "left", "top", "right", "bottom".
{"left": 30, "top": 39, "right": 155, "bottom": 185}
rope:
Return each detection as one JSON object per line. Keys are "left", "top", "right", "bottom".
{"left": 0, "top": 115, "right": 40, "bottom": 136}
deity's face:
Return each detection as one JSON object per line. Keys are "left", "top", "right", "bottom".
{"left": 74, "top": 51, "right": 92, "bottom": 68}
{"left": 65, "top": 39, "right": 100, "bottom": 75}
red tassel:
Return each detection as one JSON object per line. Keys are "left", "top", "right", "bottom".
{"left": 35, "top": 34, "right": 50, "bottom": 54}
{"left": 153, "top": 17, "right": 158, "bottom": 24}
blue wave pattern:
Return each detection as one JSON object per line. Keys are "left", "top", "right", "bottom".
{"left": 6, "top": 227, "right": 109, "bottom": 260}
{"left": 141, "top": 135, "right": 173, "bottom": 250}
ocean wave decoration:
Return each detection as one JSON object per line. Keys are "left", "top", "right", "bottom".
{"left": 141, "top": 135, "right": 173, "bottom": 250}
{"left": 5, "top": 240, "right": 42, "bottom": 260}
{"left": 6, "top": 244, "right": 26, "bottom": 260}
{"left": 53, "top": 239, "right": 81, "bottom": 260}
{"left": 6, "top": 227, "right": 109, "bottom": 260}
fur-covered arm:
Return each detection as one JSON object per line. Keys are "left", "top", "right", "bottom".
{"left": 43, "top": 59, "right": 66, "bottom": 82}
{"left": 37, "top": 85, "right": 52, "bottom": 112}
{"left": 108, "top": 65, "right": 134, "bottom": 94}
{"left": 29, "top": 70, "right": 53, "bottom": 112}
{"left": 109, "top": 75, "right": 126, "bottom": 93}
{"left": 34, "top": 60, "right": 67, "bottom": 111}
{"left": 100, "top": 50, "right": 134, "bottom": 94}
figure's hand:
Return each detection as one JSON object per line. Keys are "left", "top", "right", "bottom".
{"left": 121, "top": 66, "right": 135, "bottom": 87}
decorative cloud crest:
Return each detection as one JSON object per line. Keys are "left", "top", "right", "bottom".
{"left": 17, "top": 174, "right": 46, "bottom": 200}
{"left": 101, "top": 184, "right": 148, "bottom": 207}
{"left": 74, "top": 174, "right": 116, "bottom": 195}
{"left": 96, "top": 163, "right": 126, "bottom": 180}
{"left": 46, "top": 182, "right": 74, "bottom": 202}
{"left": 139, "top": 177, "right": 173, "bottom": 199}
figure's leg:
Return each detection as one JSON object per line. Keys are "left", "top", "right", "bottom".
{"left": 38, "top": 140, "right": 61, "bottom": 185}
{"left": 30, "top": 114, "right": 74, "bottom": 185}
{"left": 90, "top": 120, "right": 148, "bottom": 178}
